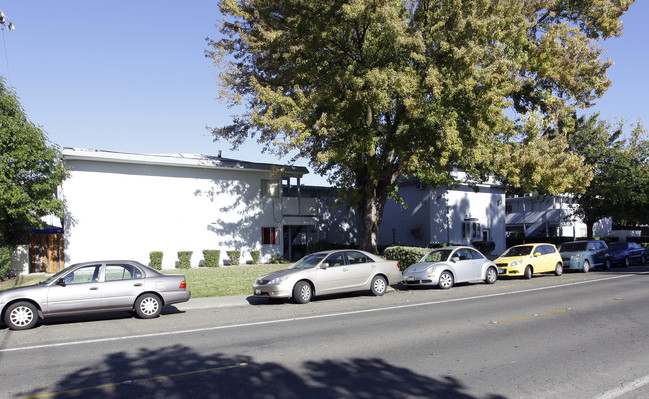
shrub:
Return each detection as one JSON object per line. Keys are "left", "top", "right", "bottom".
{"left": 472, "top": 241, "right": 495, "bottom": 256}
{"left": 177, "top": 251, "right": 193, "bottom": 269}
{"left": 203, "top": 250, "right": 220, "bottom": 267}
{"left": 226, "top": 250, "right": 241, "bottom": 266}
{"left": 268, "top": 254, "right": 288, "bottom": 264}
{"left": 0, "top": 245, "right": 14, "bottom": 281}
{"left": 250, "top": 250, "right": 260, "bottom": 264}
{"left": 149, "top": 251, "right": 163, "bottom": 270}
{"left": 384, "top": 245, "right": 430, "bottom": 270}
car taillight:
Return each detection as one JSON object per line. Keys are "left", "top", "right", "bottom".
{"left": 179, "top": 280, "right": 187, "bottom": 289}
{"left": 396, "top": 262, "right": 400, "bottom": 270}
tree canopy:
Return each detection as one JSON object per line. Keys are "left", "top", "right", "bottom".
{"left": 208, "top": 0, "right": 633, "bottom": 251}
{"left": 566, "top": 114, "right": 649, "bottom": 236}
{"left": 0, "top": 78, "right": 68, "bottom": 248}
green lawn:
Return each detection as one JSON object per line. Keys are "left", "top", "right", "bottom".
{"left": 0, "top": 264, "right": 288, "bottom": 298}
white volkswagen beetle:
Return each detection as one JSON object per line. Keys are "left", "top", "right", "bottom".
{"left": 402, "top": 246, "right": 498, "bottom": 289}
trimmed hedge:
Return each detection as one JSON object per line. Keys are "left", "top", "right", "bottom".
{"left": 203, "top": 250, "right": 220, "bottom": 267}
{"left": 227, "top": 250, "right": 241, "bottom": 266}
{"left": 177, "top": 251, "right": 193, "bottom": 269}
{"left": 384, "top": 245, "right": 430, "bottom": 270}
{"left": 149, "top": 251, "right": 163, "bottom": 270}
{"left": 250, "top": 250, "right": 260, "bottom": 264}
{"left": 472, "top": 241, "right": 495, "bottom": 256}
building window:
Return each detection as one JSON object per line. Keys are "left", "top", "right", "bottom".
{"left": 463, "top": 221, "right": 481, "bottom": 239}
{"left": 261, "top": 180, "right": 279, "bottom": 198}
{"left": 262, "top": 227, "right": 276, "bottom": 245}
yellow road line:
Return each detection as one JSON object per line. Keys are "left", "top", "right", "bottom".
{"left": 491, "top": 308, "right": 572, "bottom": 324}
{"left": 21, "top": 363, "right": 248, "bottom": 399}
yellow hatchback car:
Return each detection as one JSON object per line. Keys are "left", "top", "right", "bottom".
{"left": 494, "top": 243, "right": 563, "bottom": 279}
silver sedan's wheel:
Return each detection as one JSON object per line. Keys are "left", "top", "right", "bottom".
{"left": 438, "top": 271, "right": 454, "bottom": 289}
{"left": 554, "top": 262, "right": 563, "bottom": 276}
{"left": 485, "top": 267, "right": 497, "bottom": 284}
{"left": 293, "top": 281, "right": 312, "bottom": 304}
{"left": 641, "top": 254, "right": 646, "bottom": 265}
{"left": 624, "top": 256, "right": 630, "bottom": 268}
{"left": 134, "top": 294, "right": 162, "bottom": 318}
{"left": 604, "top": 258, "right": 611, "bottom": 270}
{"left": 4, "top": 301, "right": 39, "bottom": 330}
{"left": 582, "top": 260, "right": 590, "bottom": 273}
{"left": 370, "top": 275, "right": 387, "bottom": 296}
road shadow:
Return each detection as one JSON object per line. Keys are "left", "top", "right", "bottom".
{"left": 15, "top": 344, "right": 507, "bottom": 399}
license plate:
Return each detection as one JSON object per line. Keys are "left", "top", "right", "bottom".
{"left": 498, "top": 269, "right": 505, "bottom": 274}
{"left": 255, "top": 289, "right": 261, "bottom": 295}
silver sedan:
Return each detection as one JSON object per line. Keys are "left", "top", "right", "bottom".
{"left": 402, "top": 246, "right": 498, "bottom": 289}
{"left": 253, "top": 250, "right": 402, "bottom": 303}
{"left": 0, "top": 260, "right": 191, "bottom": 330}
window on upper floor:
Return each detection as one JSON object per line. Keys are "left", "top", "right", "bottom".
{"left": 261, "top": 180, "right": 280, "bottom": 198}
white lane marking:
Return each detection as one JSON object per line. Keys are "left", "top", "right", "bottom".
{"left": 0, "top": 273, "right": 637, "bottom": 353}
{"left": 593, "top": 374, "right": 649, "bottom": 399}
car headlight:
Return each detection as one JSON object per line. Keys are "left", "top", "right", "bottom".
{"left": 510, "top": 260, "right": 521, "bottom": 267}
{"left": 572, "top": 254, "right": 583, "bottom": 259}
{"left": 426, "top": 266, "right": 437, "bottom": 273}
{"left": 268, "top": 276, "right": 289, "bottom": 285}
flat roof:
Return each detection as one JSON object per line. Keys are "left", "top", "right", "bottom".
{"left": 62, "top": 147, "right": 309, "bottom": 177}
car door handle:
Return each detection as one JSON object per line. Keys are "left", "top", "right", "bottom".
{"left": 90, "top": 287, "right": 98, "bottom": 290}
{"left": 134, "top": 283, "right": 142, "bottom": 287}
{"left": 343, "top": 268, "right": 349, "bottom": 272}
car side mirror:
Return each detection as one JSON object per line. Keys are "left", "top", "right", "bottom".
{"left": 451, "top": 256, "right": 460, "bottom": 263}
{"left": 320, "top": 263, "right": 329, "bottom": 269}
{"left": 57, "top": 278, "right": 67, "bottom": 287}
{"left": 534, "top": 252, "right": 542, "bottom": 257}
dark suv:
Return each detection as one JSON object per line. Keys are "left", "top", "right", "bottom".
{"left": 558, "top": 240, "right": 611, "bottom": 272}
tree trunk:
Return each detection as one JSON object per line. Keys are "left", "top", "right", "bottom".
{"left": 355, "top": 165, "right": 397, "bottom": 253}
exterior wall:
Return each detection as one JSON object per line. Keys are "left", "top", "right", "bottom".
{"left": 61, "top": 157, "right": 302, "bottom": 268}
{"left": 379, "top": 182, "right": 506, "bottom": 255}
{"left": 506, "top": 196, "right": 588, "bottom": 238}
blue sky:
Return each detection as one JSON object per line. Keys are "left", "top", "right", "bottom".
{"left": 1, "top": 1, "right": 647, "bottom": 186}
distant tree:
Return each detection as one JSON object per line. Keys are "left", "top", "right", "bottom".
{"left": 566, "top": 114, "right": 649, "bottom": 237}
{"left": 0, "top": 78, "right": 68, "bottom": 278}
{"left": 208, "top": 0, "right": 632, "bottom": 252}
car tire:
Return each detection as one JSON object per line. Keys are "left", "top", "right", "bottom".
{"left": 624, "top": 256, "right": 630, "bottom": 268}
{"left": 641, "top": 254, "right": 646, "bottom": 265}
{"left": 293, "top": 281, "right": 312, "bottom": 304}
{"left": 438, "top": 271, "right": 454, "bottom": 289}
{"left": 485, "top": 267, "right": 497, "bottom": 284}
{"left": 134, "top": 293, "right": 162, "bottom": 319}
{"left": 554, "top": 262, "right": 563, "bottom": 276}
{"left": 524, "top": 266, "right": 533, "bottom": 279}
{"left": 604, "top": 258, "right": 611, "bottom": 270}
{"left": 370, "top": 275, "right": 388, "bottom": 296}
{"left": 582, "top": 260, "right": 590, "bottom": 273}
{"left": 4, "top": 301, "right": 39, "bottom": 330}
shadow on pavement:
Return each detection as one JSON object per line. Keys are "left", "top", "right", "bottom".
{"left": 16, "top": 344, "right": 506, "bottom": 399}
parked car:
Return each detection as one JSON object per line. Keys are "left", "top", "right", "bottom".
{"left": 558, "top": 240, "right": 610, "bottom": 272}
{"left": 608, "top": 242, "right": 647, "bottom": 267}
{"left": 401, "top": 246, "right": 498, "bottom": 289}
{"left": 494, "top": 243, "right": 563, "bottom": 279}
{"left": 253, "top": 250, "right": 402, "bottom": 304}
{"left": 0, "top": 260, "right": 190, "bottom": 330}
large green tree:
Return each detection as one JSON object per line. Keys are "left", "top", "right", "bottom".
{"left": 208, "top": 0, "right": 631, "bottom": 252}
{"left": 566, "top": 114, "right": 649, "bottom": 237}
{"left": 0, "top": 78, "right": 68, "bottom": 276}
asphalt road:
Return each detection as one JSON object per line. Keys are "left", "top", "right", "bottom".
{"left": 1, "top": 265, "right": 649, "bottom": 399}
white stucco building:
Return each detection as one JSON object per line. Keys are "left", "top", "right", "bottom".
{"left": 379, "top": 173, "right": 507, "bottom": 255}
{"left": 35, "top": 148, "right": 350, "bottom": 270}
